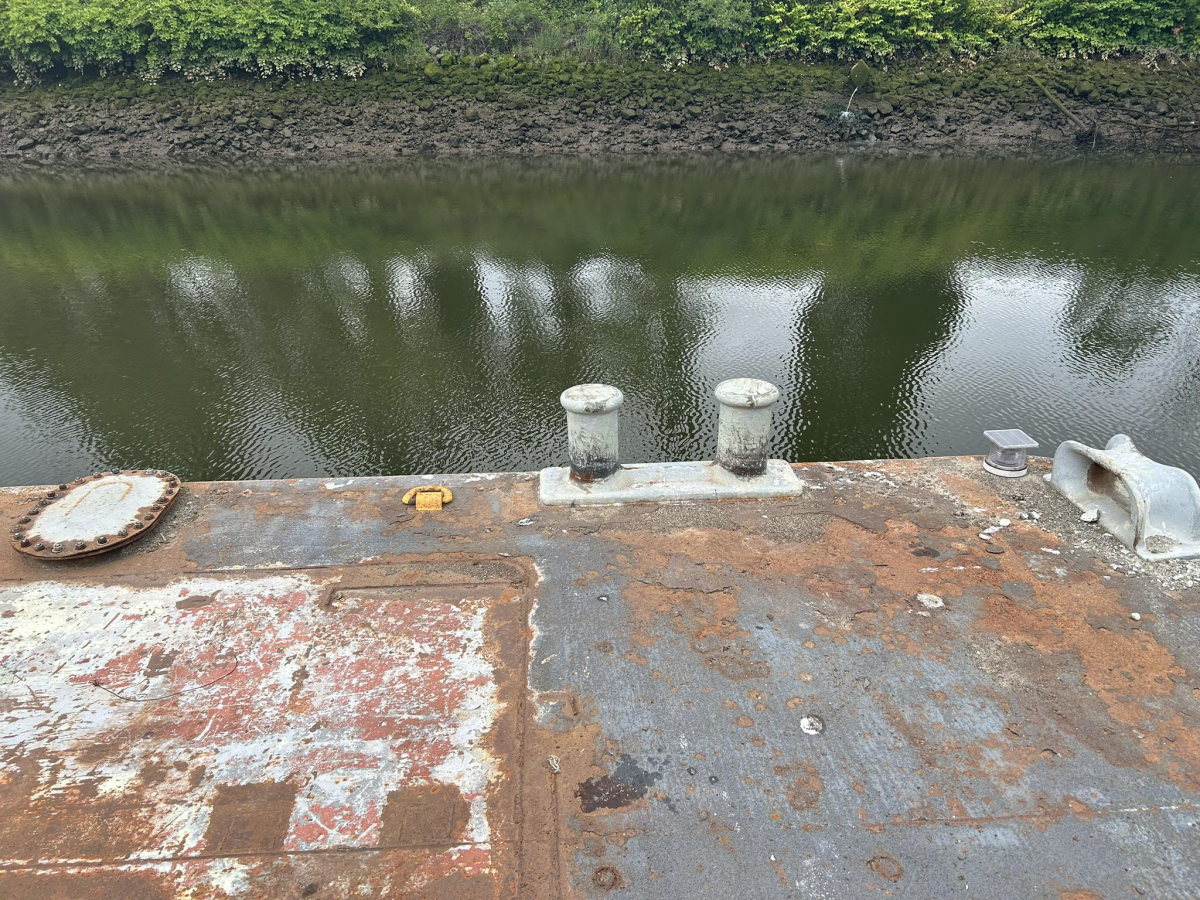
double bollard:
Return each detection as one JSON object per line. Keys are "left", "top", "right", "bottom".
{"left": 559, "top": 378, "right": 782, "bottom": 483}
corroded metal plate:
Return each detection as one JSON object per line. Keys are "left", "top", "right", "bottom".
{"left": 9, "top": 469, "right": 180, "bottom": 559}
{"left": 0, "top": 563, "right": 528, "bottom": 899}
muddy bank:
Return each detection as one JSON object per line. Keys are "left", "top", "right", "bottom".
{"left": 1, "top": 57, "right": 1197, "bottom": 166}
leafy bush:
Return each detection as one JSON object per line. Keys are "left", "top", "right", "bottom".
{"left": 0, "top": 0, "right": 1194, "bottom": 77}
{"left": 0, "top": 0, "right": 421, "bottom": 77}
{"left": 611, "top": 0, "right": 1195, "bottom": 62}
{"left": 411, "top": 0, "right": 485, "bottom": 52}
{"left": 482, "top": 0, "right": 552, "bottom": 49}
{"left": 750, "top": 0, "right": 969, "bottom": 59}
{"left": 610, "top": 0, "right": 754, "bottom": 61}
{"left": 1013, "top": 0, "right": 1198, "bottom": 56}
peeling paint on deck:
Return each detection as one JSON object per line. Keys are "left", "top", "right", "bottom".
{"left": 0, "top": 568, "right": 523, "bottom": 897}
{"left": 1, "top": 457, "right": 1198, "bottom": 898}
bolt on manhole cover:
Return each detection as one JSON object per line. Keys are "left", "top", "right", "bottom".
{"left": 10, "top": 469, "right": 181, "bottom": 559}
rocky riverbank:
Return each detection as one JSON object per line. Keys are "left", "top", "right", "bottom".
{"left": 2, "top": 56, "right": 1197, "bottom": 166}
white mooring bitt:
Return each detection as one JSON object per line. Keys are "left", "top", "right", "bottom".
{"left": 540, "top": 377, "right": 804, "bottom": 506}
{"left": 714, "top": 378, "right": 782, "bottom": 477}
{"left": 560, "top": 383, "right": 624, "bottom": 482}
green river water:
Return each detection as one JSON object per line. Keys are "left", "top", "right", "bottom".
{"left": 1, "top": 157, "right": 1198, "bottom": 486}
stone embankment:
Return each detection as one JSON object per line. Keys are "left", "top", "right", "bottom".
{"left": 2, "top": 57, "right": 1197, "bottom": 165}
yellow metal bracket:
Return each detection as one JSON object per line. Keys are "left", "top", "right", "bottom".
{"left": 402, "top": 484, "right": 454, "bottom": 511}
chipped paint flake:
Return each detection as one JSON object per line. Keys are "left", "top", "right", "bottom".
{"left": 916, "top": 593, "right": 945, "bottom": 609}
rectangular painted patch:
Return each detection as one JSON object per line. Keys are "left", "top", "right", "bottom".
{"left": 0, "top": 565, "right": 527, "bottom": 898}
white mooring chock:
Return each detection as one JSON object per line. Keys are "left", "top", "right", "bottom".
{"left": 539, "top": 378, "right": 804, "bottom": 506}
{"left": 1050, "top": 434, "right": 1200, "bottom": 561}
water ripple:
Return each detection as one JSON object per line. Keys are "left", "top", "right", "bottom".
{"left": 1, "top": 157, "right": 1198, "bottom": 485}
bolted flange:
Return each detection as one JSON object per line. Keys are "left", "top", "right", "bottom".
{"left": 10, "top": 469, "right": 182, "bottom": 560}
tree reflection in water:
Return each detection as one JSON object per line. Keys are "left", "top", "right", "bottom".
{"left": 0, "top": 158, "right": 1197, "bottom": 485}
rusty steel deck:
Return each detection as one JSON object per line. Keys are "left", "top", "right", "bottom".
{"left": 1, "top": 457, "right": 1198, "bottom": 899}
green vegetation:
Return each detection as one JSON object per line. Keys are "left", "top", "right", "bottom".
{"left": 0, "top": 0, "right": 1195, "bottom": 79}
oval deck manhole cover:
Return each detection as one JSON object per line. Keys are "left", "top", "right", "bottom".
{"left": 10, "top": 469, "right": 181, "bottom": 559}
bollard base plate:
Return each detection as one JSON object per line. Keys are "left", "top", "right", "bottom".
{"left": 538, "top": 459, "right": 804, "bottom": 506}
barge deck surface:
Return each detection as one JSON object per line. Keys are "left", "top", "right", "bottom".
{"left": 1, "top": 456, "right": 1198, "bottom": 899}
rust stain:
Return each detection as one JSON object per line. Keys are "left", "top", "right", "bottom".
{"left": 621, "top": 580, "right": 770, "bottom": 681}
{"left": 139, "top": 761, "right": 170, "bottom": 785}
{"left": 205, "top": 781, "right": 297, "bottom": 854}
{"left": 591, "top": 865, "right": 623, "bottom": 890}
{"left": 175, "top": 594, "right": 215, "bottom": 609}
{"left": 867, "top": 853, "right": 905, "bottom": 882}
{"left": 858, "top": 796, "right": 1193, "bottom": 835}
{"left": 978, "top": 569, "right": 1200, "bottom": 791}
{"left": 776, "top": 762, "right": 824, "bottom": 812}
{"left": 143, "top": 648, "right": 177, "bottom": 678}
{"left": 0, "top": 870, "right": 173, "bottom": 900}
{"left": 770, "top": 854, "right": 789, "bottom": 886}
{"left": 380, "top": 784, "right": 471, "bottom": 846}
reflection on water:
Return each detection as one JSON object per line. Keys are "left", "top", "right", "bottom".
{"left": 1, "top": 157, "right": 1198, "bottom": 486}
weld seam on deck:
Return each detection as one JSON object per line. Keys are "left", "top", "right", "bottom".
{"left": 513, "top": 577, "right": 543, "bottom": 898}
{"left": 857, "top": 802, "right": 1196, "bottom": 831}
{"left": 0, "top": 840, "right": 517, "bottom": 871}
{"left": 0, "top": 570, "right": 528, "bottom": 587}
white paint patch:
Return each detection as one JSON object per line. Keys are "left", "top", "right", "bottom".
{"left": 32, "top": 473, "right": 169, "bottom": 542}
{"left": 202, "top": 858, "right": 253, "bottom": 897}
{"left": 429, "top": 603, "right": 503, "bottom": 844}
{"left": 916, "top": 593, "right": 945, "bottom": 609}
{"left": 527, "top": 599, "right": 567, "bottom": 726}
{"left": 799, "top": 716, "right": 825, "bottom": 735}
